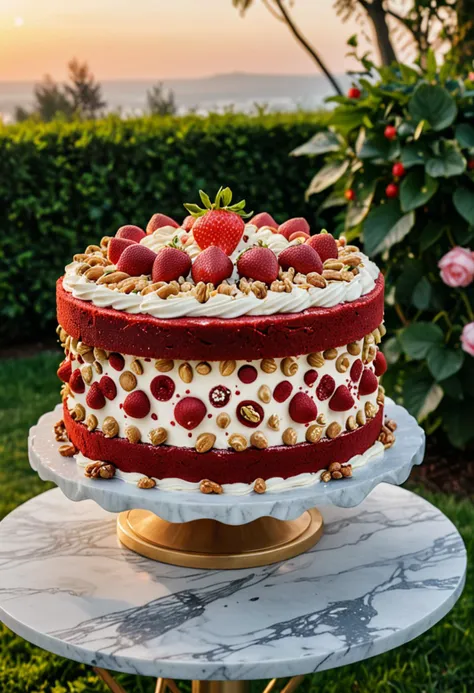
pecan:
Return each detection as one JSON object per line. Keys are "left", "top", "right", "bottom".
{"left": 347, "top": 342, "right": 361, "bottom": 356}
{"left": 356, "top": 410, "right": 366, "bottom": 427}
{"left": 102, "top": 417, "right": 119, "bottom": 438}
{"left": 149, "top": 427, "right": 167, "bottom": 445}
{"left": 179, "top": 362, "right": 193, "bottom": 383}
{"left": 216, "top": 413, "right": 230, "bottom": 429}
{"left": 341, "top": 465, "right": 353, "bottom": 477}
{"left": 126, "top": 426, "right": 141, "bottom": 444}
{"left": 155, "top": 359, "right": 174, "bottom": 372}
{"left": 181, "top": 281, "right": 194, "bottom": 293}
{"left": 261, "top": 358, "right": 277, "bottom": 373}
{"left": 323, "top": 348, "right": 338, "bottom": 360}
{"left": 258, "top": 384, "right": 271, "bottom": 403}
{"left": 281, "top": 357, "right": 298, "bottom": 376}
{"left": 194, "top": 281, "right": 213, "bottom": 303}
{"left": 217, "top": 282, "right": 233, "bottom": 296}
{"left": 81, "top": 365, "right": 93, "bottom": 385}
{"left": 335, "top": 353, "right": 350, "bottom": 373}
{"left": 200, "top": 479, "right": 223, "bottom": 494}
{"left": 240, "top": 405, "right": 261, "bottom": 423}
{"left": 59, "top": 443, "right": 77, "bottom": 457}
{"left": 196, "top": 361, "right": 212, "bottom": 375}
{"left": 282, "top": 427, "right": 297, "bottom": 445}
{"left": 71, "top": 403, "right": 86, "bottom": 422}
{"left": 270, "top": 280, "right": 286, "bottom": 293}
{"left": 306, "top": 425, "right": 323, "bottom": 443}
{"left": 267, "top": 414, "right": 280, "bottom": 431}
{"left": 119, "top": 371, "right": 137, "bottom": 391}
{"left": 254, "top": 478, "right": 267, "bottom": 494}
{"left": 320, "top": 471, "right": 332, "bottom": 483}
{"left": 195, "top": 433, "right": 216, "bottom": 453}
{"left": 81, "top": 350, "right": 95, "bottom": 363}
{"left": 219, "top": 360, "right": 236, "bottom": 376}
{"left": 137, "top": 477, "right": 156, "bottom": 489}
{"left": 76, "top": 341, "right": 92, "bottom": 355}
{"left": 85, "top": 414, "right": 98, "bottom": 432}
{"left": 54, "top": 419, "right": 68, "bottom": 442}
{"left": 306, "top": 272, "right": 327, "bottom": 289}
{"left": 250, "top": 431, "right": 268, "bottom": 449}
{"left": 228, "top": 434, "right": 248, "bottom": 451}
{"left": 346, "top": 415, "right": 358, "bottom": 431}
{"left": 93, "top": 347, "right": 107, "bottom": 361}
{"left": 307, "top": 352, "right": 325, "bottom": 368}
{"left": 239, "top": 278, "right": 252, "bottom": 295}
{"left": 372, "top": 327, "right": 382, "bottom": 344}
{"left": 365, "top": 402, "right": 378, "bottom": 419}
{"left": 93, "top": 360, "right": 103, "bottom": 375}
{"left": 326, "top": 422, "right": 342, "bottom": 439}
{"left": 385, "top": 418, "right": 397, "bottom": 432}
{"left": 251, "top": 281, "right": 267, "bottom": 299}
{"left": 130, "top": 359, "right": 143, "bottom": 376}
{"left": 85, "top": 461, "right": 115, "bottom": 479}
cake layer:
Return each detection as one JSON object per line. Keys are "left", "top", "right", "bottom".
{"left": 57, "top": 274, "right": 384, "bottom": 361}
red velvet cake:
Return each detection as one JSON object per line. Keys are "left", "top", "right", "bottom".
{"left": 55, "top": 188, "right": 393, "bottom": 494}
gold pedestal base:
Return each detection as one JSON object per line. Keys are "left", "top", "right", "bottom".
{"left": 117, "top": 508, "right": 323, "bottom": 569}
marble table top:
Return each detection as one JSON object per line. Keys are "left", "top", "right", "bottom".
{"left": 0, "top": 485, "right": 465, "bottom": 680}
{"left": 29, "top": 399, "right": 425, "bottom": 524}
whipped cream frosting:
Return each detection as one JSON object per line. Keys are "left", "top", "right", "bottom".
{"left": 75, "top": 440, "right": 385, "bottom": 495}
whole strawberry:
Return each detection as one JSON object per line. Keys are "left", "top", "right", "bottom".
{"left": 306, "top": 232, "right": 338, "bottom": 262}
{"left": 117, "top": 244, "right": 157, "bottom": 276}
{"left": 116, "top": 225, "right": 146, "bottom": 243}
{"left": 153, "top": 246, "right": 192, "bottom": 282}
{"left": 146, "top": 213, "right": 179, "bottom": 235}
{"left": 184, "top": 187, "right": 252, "bottom": 256}
{"left": 182, "top": 215, "right": 196, "bottom": 231}
{"left": 237, "top": 246, "right": 279, "bottom": 284}
{"left": 108, "top": 237, "right": 136, "bottom": 265}
{"left": 250, "top": 212, "right": 278, "bottom": 229}
{"left": 191, "top": 246, "right": 233, "bottom": 285}
{"left": 279, "top": 245, "right": 323, "bottom": 275}
{"left": 278, "top": 217, "right": 310, "bottom": 240}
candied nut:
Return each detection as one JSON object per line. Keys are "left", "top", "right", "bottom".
{"left": 100, "top": 235, "right": 112, "bottom": 249}
{"left": 241, "top": 405, "right": 260, "bottom": 423}
{"left": 372, "top": 327, "right": 382, "bottom": 344}
{"left": 335, "top": 353, "right": 350, "bottom": 373}
{"left": 200, "top": 479, "right": 223, "bottom": 494}
{"left": 149, "top": 427, "right": 167, "bottom": 446}
{"left": 365, "top": 345, "right": 377, "bottom": 364}
{"left": 283, "top": 277, "right": 293, "bottom": 293}
{"left": 341, "top": 465, "right": 352, "bottom": 477}
{"left": 323, "top": 348, "right": 338, "bottom": 360}
{"left": 81, "top": 365, "right": 93, "bottom": 384}
{"left": 346, "top": 416, "right": 358, "bottom": 431}
{"left": 88, "top": 255, "right": 108, "bottom": 267}
{"left": 74, "top": 252, "right": 89, "bottom": 262}
{"left": 328, "top": 462, "right": 342, "bottom": 473}
{"left": 306, "top": 272, "right": 327, "bottom": 289}
{"left": 196, "top": 361, "right": 211, "bottom": 375}
{"left": 250, "top": 431, "right": 268, "bottom": 449}
{"left": 138, "top": 477, "right": 156, "bottom": 489}
{"left": 93, "top": 361, "right": 103, "bottom": 375}
{"left": 126, "top": 426, "right": 141, "bottom": 444}
{"left": 71, "top": 403, "right": 86, "bottom": 422}
{"left": 61, "top": 383, "right": 71, "bottom": 401}
{"left": 216, "top": 413, "right": 231, "bottom": 429}
{"left": 326, "top": 422, "right": 342, "bottom": 439}
{"left": 379, "top": 322, "right": 387, "bottom": 337}
{"left": 220, "top": 360, "right": 236, "bottom": 376}
{"left": 261, "top": 358, "right": 277, "bottom": 373}
{"left": 364, "top": 333, "right": 375, "bottom": 347}
{"left": 59, "top": 443, "right": 77, "bottom": 457}
{"left": 239, "top": 278, "right": 252, "bottom": 294}
{"left": 280, "top": 266, "right": 295, "bottom": 282}
{"left": 102, "top": 416, "right": 119, "bottom": 438}
{"left": 341, "top": 254, "right": 361, "bottom": 267}
{"left": 322, "top": 269, "right": 344, "bottom": 281}
{"left": 181, "top": 281, "right": 194, "bottom": 293}
{"left": 157, "top": 282, "right": 180, "bottom": 299}
{"left": 179, "top": 362, "right": 193, "bottom": 383}
{"left": 316, "top": 413, "right": 326, "bottom": 425}
{"left": 342, "top": 244, "right": 359, "bottom": 253}
{"left": 251, "top": 281, "right": 267, "bottom": 299}
{"left": 258, "top": 384, "right": 271, "bottom": 403}
{"left": 85, "top": 266, "right": 105, "bottom": 281}
{"left": 347, "top": 342, "right": 361, "bottom": 356}
{"left": 307, "top": 352, "right": 325, "bottom": 368}
{"left": 282, "top": 427, "right": 297, "bottom": 445}
{"left": 97, "top": 271, "right": 130, "bottom": 285}
{"left": 306, "top": 425, "right": 323, "bottom": 443}
{"left": 356, "top": 410, "right": 366, "bottom": 426}
{"left": 155, "top": 359, "right": 174, "bottom": 372}
{"left": 85, "top": 414, "right": 98, "bottom": 432}
{"left": 320, "top": 470, "right": 332, "bottom": 483}
{"left": 229, "top": 434, "right": 248, "bottom": 452}
{"left": 323, "top": 259, "right": 344, "bottom": 270}
{"left": 332, "top": 470, "right": 343, "bottom": 480}
{"left": 270, "top": 280, "right": 285, "bottom": 293}
{"left": 385, "top": 418, "right": 397, "bottom": 432}
{"left": 195, "top": 433, "right": 216, "bottom": 453}
{"left": 85, "top": 462, "right": 115, "bottom": 479}
{"left": 141, "top": 281, "right": 166, "bottom": 295}
{"left": 254, "top": 478, "right": 267, "bottom": 494}
{"left": 217, "top": 282, "right": 233, "bottom": 296}
{"left": 120, "top": 371, "right": 137, "bottom": 391}
{"left": 54, "top": 419, "right": 68, "bottom": 442}
{"left": 377, "top": 387, "right": 385, "bottom": 406}
{"left": 82, "top": 350, "right": 95, "bottom": 363}
{"left": 93, "top": 347, "right": 107, "bottom": 362}
{"left": 76, "top": 341, "right": 92, "bottom": 355}
{"left": 85, "top": 244, "right": 102, "bottom": 254}
{"left": 194, "top": 281, "right": 213, "bottom": 303}
{"left": 365, "top": 402, "right": 378, "bottom": 419}
{"left": 267, "top": 414, "right": 280, "bottom": 431}
{"left": 281, "top": 357, "right": 298, "bottom": 376}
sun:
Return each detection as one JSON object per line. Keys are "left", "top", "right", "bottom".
{"left": 13, "top": 17, "right": 24, "bottom": 28}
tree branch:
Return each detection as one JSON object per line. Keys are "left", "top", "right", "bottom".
{"left": 262, "top": 0, "right": 285, "bottom": 22}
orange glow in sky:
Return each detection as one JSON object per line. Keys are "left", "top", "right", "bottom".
{"left": 0, "top": 0, "right": 373, "bottom": 81}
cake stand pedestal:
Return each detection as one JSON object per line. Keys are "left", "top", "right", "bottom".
{"left": 28, "top": 399, "right": 425, "bottom": 568}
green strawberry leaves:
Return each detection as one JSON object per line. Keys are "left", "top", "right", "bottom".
{"left": 184, "top": 187, "right": 253, "bottom": 218}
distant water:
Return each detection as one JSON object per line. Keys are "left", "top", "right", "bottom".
{"left": 0, "top": 72, "right": 350, "bottom": 121}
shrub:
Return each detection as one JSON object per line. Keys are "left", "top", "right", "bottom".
{"left": 0, "top": 111, "right": 329, "bottom": 345}
{"left": 293, "top": 48, "right": 474, "bottom": 448}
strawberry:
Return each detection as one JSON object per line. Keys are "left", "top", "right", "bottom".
{"left": 57, "top": 359, "right": 72, "bottom": 383}
{"left": 108, "top": 237, "right": 136, "bottom": 265}
{"left": 123, "top": 390, "right": 151, "bottom": 418}
{"left": 146, "top": 213, "right": 179, "bottom": 235}
{"left": 152, "top": 247, "right": 192, "bottom": 283}
{"left": 278, "top": 217, "right": 310, "bottom": 240}
{"left": 99, "top": 375, "right": 117, "bottom": 400}
{"left": 238, "top": 365, "right": 258, "bottom": 383}
{"left": 182, "top": 215, "right": 196, "bottom": 231}
{"left": 359, "top": 368, "right": 378, "bottom": 396}
{"left": 304, "top": 369, "right": 318, "bottom": 387}
{"left": 174, "top": 396, "right": 207, "bottom": 430}
{"left": 69, "top": 369, "right": 85, "bottom": 394}
{"left": 329, "top": 385, "right": 354, "bottom": 412}
{"left": 109, "top": 353, "right": 125, "bottom": 371}
{"left": 184, "top": 187, "right": 251, "bottom": 255}
{"left": 279, "top": 245, "right": 323, "bottom": 275}
{"left": 116, "top": 225, "right": 146, "bottom": 243}
{"left": 191, "top": 246, "right": 233, "bottom": 285}
{"left": 250, "top": 212, "right": 278, "bottom": 229}
{"left": 273, "top": 381, "right": 293, "bottom": 403}
{"left": 305, "top": 232, "right": 338, "bottom": 263}
{"left": 86, "top": 382, "right": 106, "bottom": 410}
{"left": 316, "top": 374, "right": 335, "bottom": 401}
{"left": 150, "top": 375, "right": 175, "bottom": 401}
{"left": 289, "top": 231, "right": 310, "bottom": 242}
{"left": 373, "top": 351, "right": 387, "bottom": 377}
{"left": 237, "top": 247, "right": 279, "bottom": 283}
{"left": 289, "top": 392, "right": 317, "bottom": 423}
{"left": 117, "top": 244, "right": 157, "bottom": 276}
{"left": 350, "top": 359, "right": 363, "bottom": 382}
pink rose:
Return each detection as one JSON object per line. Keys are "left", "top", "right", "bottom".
{"left": 461, "top": 322, "right": 474, "bottom": 357}
{"left": 438, "top": 247, "right": 474, "bottom": 287}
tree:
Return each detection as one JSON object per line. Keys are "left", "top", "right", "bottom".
{"left": 64, "top": 59, "right": 107, "bottom": 119}
{"left": 32, "top": 75, "right": 74, "bottom": 122}
{"left": 146, "top": 82, "right": 177, "bottom": 116}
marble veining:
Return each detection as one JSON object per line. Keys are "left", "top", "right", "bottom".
{"left": 0, "top": 486, "right": 466, "bottom": 680}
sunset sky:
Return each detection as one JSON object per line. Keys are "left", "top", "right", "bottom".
{"left": 0, "top": 0, "right": 374, "bottom": 81}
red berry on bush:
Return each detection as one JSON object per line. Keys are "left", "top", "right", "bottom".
{"left": 468, "top": 159, "right": 474, "bottom": 170}
{"left": 384, "top": 125, "right": 397, "bottom": 140}
{"left": 347, "top": 87, "right": 361, "bottom": 99}
{"left": 392, "top": 162, "right": 405, "bottom": 178}
{"left": 344, "top": 189, "right": 356, "bottom": 202}
{"left": 385, "top": 183, "right": 399, "bottom": 199}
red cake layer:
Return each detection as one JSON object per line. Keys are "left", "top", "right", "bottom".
{"left": 57, "top": 274, "right": 384, "bottom": 360}
{"left": 64, "top": 402, "right": 383, "bottom": 484}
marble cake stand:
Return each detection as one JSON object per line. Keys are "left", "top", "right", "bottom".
{"left": 28, "top": 399, "right": 425, "bottom": 569}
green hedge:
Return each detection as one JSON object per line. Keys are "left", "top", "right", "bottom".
{"left": 0, "top": 112, "right": 330, "bottom": 344}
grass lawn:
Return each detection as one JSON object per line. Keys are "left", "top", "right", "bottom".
{"left": 0, "top": 351, "right": 473, "bottom": 693}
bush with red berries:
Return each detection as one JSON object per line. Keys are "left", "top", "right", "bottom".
{"left": 292, "top": 40, "right": 474, "bottom": 448}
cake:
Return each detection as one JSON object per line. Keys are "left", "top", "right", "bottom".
{"left": 55, "top": 187, "right": 394, "bottom": 494}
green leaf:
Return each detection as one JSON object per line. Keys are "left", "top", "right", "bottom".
{"left": 425, "top": 140, "right": 466, "bottom": 178}
{"left": 425, "top": 48, "right": 437, "bottom": 79}
{"left": 412, "top": 276, "right": 432, "bottom": 310}
{"left": 401, "top": 143, "right": 427, "bottom": 168}
{"left": 199, "top": 189, "right": 212, "bottom": 209}
{"left": 443, "top": 404, "right": 474, "bottom": 447}
{"left": 441, "top": 374, "right": 464, "bottom": 400}
{"left": 453, "top": 187, "right": 474, "bottom": 225}
{"left": 183, "top": 203, "right": 205, "bottom": 216}
{"left": 400, "top": 170, "right": 438, "bottom": 212}
{"left": 408, "top": 83, "right": 457, "bottom": 131}
{"left": 305, "top": 159, "right": 349, "bottom": 197}
{"left": 347, "top": 34, "right": 358, "bottom": 47}
{"left": 363, "top": 202, "right": 414, "bottom": 256}
{"left": 455, "top": 123, "right": 474, "bottom": 148}
{"left": 399, "top": 322, "right": 443, "bottom": 359}
{"left": 221, "top": 187, "right": 233, "bottom": 206}
{"left": 419, "top": 221, "right": 444, "bottom": 251}
{"left": 291, "top": 130, "right": 342, "bottom": 156}
{"left": 383, "top": 336, "right": 401, "bottom": 364}
{"left": 330, "top": 108, "right": 366, "bottom": 135}
{"left": 318, "top": 191, "right": 347, "bottom": 212}
{"left": 346, "top": 179, "right": 376, "bottom": 228}
{"left": 403, "top": 370, "right": 444, "bottom": 420}
{"left": 427, "top": 346, "right": 464, "bottom": 382}
{"left": 357, "top": 135, "right": 400, "bottom": 161}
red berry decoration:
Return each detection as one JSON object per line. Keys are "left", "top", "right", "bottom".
{"left": 289, "top": 392, "right": 317, "bottom": 424}
{"left": 279, "top": 245, "right": 323, "bottom": 275}
{"left": 150, "top": 375, "right": 175, "bottom": 401}
{"left": 191, "top": 246, "right": 233, "bottom": 285}
{"left": 174, "top": 396, "right": 207, "bottom": 429}
{"left": 117, "top": 244, "right": 157, "bottom": 276}
{"left": 385, "top": 183, "right": 399, "bottom": 199}
{"left": 146, "top": 213, "right": 179, "bottom": 235}
{"left": 316, "top": 374, "right": 335, "bottom": 401}
{"left": 392, "top": 162, "right": 405, "bottom": 178}
{"left": 108, "top": 237, "right": 136, "bottom": 265}
{"left": 182, "top": 215, "right": 196, "bottom": 231}
{"left": 123, "top": 391, "right": 151, "bottom": 418}
{"left": 273, "top": 380, "right": 293, "bottom": 403}
{"left": 99, "top": 375, "right": 117, "bottom": 400}
{"left": 109, "top": 353, "right": 125, "bottom": 371}
{"left": 304, "top": 369, "right": 318, "bottom": 387}
{"left": 57, "top": 360, "right": 72, "bottom": 383}
{"left": 359, "top": 368, "right": 378, "bottom": 396}
{"left": 116, "top": 225, "right": 146, "bottom": 243}
{"left": 347, "top": 87, "right": 361, "bottom": 99}
{"left": 236, "top": 400, "right": 264, "bottom": 428}
{"left": 373, "top": 351, "right": 387, "bottom": 377}
{"left": 350, "top": 359, "right": 363, "bottom": 383}
{"left": 69, "top": 369, "right": 85, "bottom": 394}
{"left": 238, "top": 365, "right": 258, "bottom": 384}
{"left": 278, "top": 217, "right": 310, "bottom": 240}
{"left": 152, "top": 247, "right": 192, "bottom": 283}
{"left": 209, "top": 385, "right": 232, "bottom": 408}
{"left": 237, "top": 247, "right": 279, "bottom": 284}
{"left": 184, "top": 187, "right": 249, "bottom": 256}
{"left": 384, "top": 125, "right": 397, "bottom": 140}
{"left": 305, "top": 232, "right": 338, "bottom": 263}
{"left": 250, "top": 212, "right": 278, "bottom": 229}
{"left": 86, "top": 382, "right": 106, "bottom": 410}
{"left": 468, "top": 159, "right": 474, "bottom": 170}
{"left": 344, "top": 189, "right": 356, "bottom": 202}
{"left": 329, "top": 385, "right": 354, "bottom": 412}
